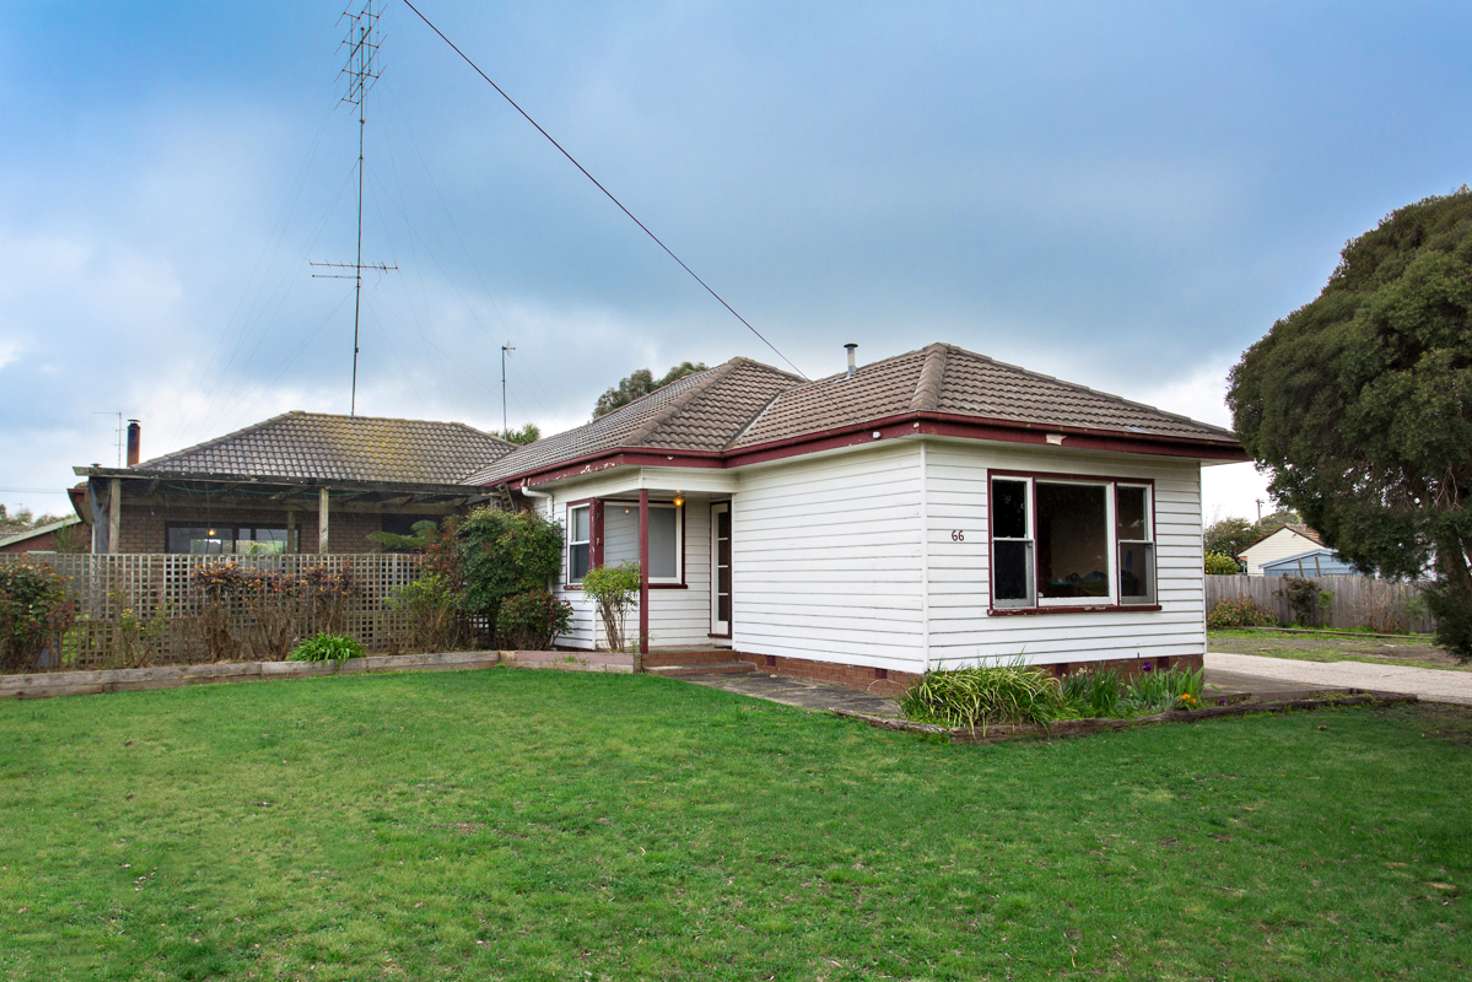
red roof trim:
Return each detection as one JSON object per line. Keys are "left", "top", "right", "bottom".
{"left": 498, "top": 412, "right": 1247, "bottom": 488}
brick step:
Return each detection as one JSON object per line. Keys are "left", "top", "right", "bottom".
{"left": 646, "top": 661, "right": 754, "bottom": 678}
{"left": 641, "top": 649, "right": 740, "bottom": 669}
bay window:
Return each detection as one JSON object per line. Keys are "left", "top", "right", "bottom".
{"left": 988, "top": 473, "right": 1156, "bottom": 611}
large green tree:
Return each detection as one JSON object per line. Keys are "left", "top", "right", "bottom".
{"left": 593, "top": 362, "right": 707, "bottom": 418}
{"left": 1228, "top": 190, "right": 1472, "bottom": 656}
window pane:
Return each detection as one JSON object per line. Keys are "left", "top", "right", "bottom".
{"left": 1037, "top": 483, "right": 1110, "bottom": 600}
{"left": 992, "top": 479, "right": 1028, "bottom": 539}
{"left": 1119, "top": 542, "right": 1155, "bottom": 603}
{"left": 648, "top": 508, "right": 677, "bottom": 579}
{"left": 569, "top": 543, "right": 590, "bottom": 581}
{"left": 168, "top": 526, "right": 229, "bottom": 555}
{"left": 239, "top": 528, "right": 287, "bottom": 556}
{"left": 570, "top": 507, "right": 589, "bottom": 542}
{"left": 1117, "top": 486, "right": 1147, "bottom": 540}
{"left": 993, "top": 540, "right": 1032, "bottom": 602}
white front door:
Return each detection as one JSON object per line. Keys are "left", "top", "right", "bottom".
{"left": 710, "top": 502, "right": 731, "bottom": 637}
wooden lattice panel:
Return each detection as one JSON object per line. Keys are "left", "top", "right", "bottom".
{"left": 2, "top": 553, "right": 429, "bottom": 671}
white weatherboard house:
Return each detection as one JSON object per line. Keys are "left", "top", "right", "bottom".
{"left": 471, "top": 343, "right": 1247, "bottom": 691}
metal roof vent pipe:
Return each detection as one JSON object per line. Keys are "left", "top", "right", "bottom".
{"left": 126, "top": 420, "right": 141, "bottom": 467}
{"left": 844, "top": 342, "right": 858, "bottom": 378}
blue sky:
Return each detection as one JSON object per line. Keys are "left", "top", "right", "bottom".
{"left": 2, "top": 1, "right": 1469, "bottom": 522}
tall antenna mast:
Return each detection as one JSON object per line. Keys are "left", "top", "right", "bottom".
{"left": 93, "top": 411, "right": 123, "bottom": 467}
{"left": 500, "top": 342, "right": 515, "bottom": 437}
{"left": 310, "top": 0, "right": 396, "bottom": 416}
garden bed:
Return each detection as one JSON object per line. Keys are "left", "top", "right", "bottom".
{"left": 835, "top": 688, "right": 1417, "bottom": 743}
{"left": 0, "top": 650, "right": 504, "bottom": 700}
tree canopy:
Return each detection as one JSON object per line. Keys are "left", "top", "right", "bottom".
{"left": 1203, "top": 510, "right": 1300, "bottom": 560}
{"left": 1228, "top": 189, "right": 1472, "bottom": 655}
{"left": 501, "top": 422, "right": 541, "bottom": 446}
{"left": 593, "top": 362, "right": 707, "bottom": 418}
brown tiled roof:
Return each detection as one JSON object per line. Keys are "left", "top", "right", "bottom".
{"left": 471, "top": 341, "right": 1240, "bottom": 485}
{"left": 135, "top": 411, "right": 515, "bottom": 486}
{"left": 730, "top": 343, "right": 1239, "bottom": 447}
{"left": 466, "top": 359, "right": 799, "bottom": 485}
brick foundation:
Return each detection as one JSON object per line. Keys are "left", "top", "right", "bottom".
{"left": 733, "top": 652, "right": 921, "bottom": 697}
{"left": 729, "top": 651, "right": 1204, "bottom": 697}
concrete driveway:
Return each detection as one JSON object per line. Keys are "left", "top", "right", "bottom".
{"left": 1207, "top": 651, "right": 1472, "bottom": 707}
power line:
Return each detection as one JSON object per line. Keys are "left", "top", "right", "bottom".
{"left": 400, "top": 0, "right": 809, "bottom": 380}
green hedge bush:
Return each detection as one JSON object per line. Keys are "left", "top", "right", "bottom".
{"left": 496, "top": 589, "right": 573, "bottom": 650}
{"left": 1206, "top": 597, "right": 1277, "bottom": 629}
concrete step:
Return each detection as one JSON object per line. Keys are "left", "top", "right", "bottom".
{"left": 647, "top": 660, "right": 754, "bottom": 678}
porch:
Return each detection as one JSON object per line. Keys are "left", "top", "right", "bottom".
{"left": 535, "top": 478, "right": 734, "bottom": 656}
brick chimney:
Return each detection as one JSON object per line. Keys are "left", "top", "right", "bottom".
{"left": 126, "top": 419, "right": 141, "bottom": 467}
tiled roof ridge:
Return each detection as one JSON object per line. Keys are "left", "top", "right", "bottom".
{"left": 623, "top": 360, "right": 744, "bottom": 447}
{"left": 288, "top": 409, "right": 513, "bottom": 446}
{"left": 909, "top": 342, "right": 949, "bottom": 412}
{"left": 134, "top": 411, "right": 298, "bottom": 470}
{"left": 938, "top": 342, "right": 1238, "bottom": 440}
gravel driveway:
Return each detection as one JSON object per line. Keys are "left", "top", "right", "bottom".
{"left": 1207, "top": 651, "right": 1472, "bottom": 706}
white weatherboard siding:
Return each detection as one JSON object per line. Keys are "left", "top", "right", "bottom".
{"left": 1240, "top": 527, "right": 1320, "bottom": 576}
{"left": 730, "top": 443, "right": 927, "bottom": 673}
{"left": 534, "top": 472, "right": 713, "bottom": 650}
{"left": 923, "top": 441, "right": 1207, "bottom": 668}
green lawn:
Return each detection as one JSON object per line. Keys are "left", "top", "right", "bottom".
{"left": 2, "top": 671, "right": 1470, "bottom": 980}
{"left": 1210, "top": 627, "right": 1466, "bottom": 672}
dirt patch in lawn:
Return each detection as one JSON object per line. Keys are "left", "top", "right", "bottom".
{"left": 1209, "top": 629, "right": 1467, "bottom": 672}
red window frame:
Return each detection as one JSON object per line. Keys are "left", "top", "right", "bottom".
{"left": 985, "top": 468, "right": 1162, "bottom": 615}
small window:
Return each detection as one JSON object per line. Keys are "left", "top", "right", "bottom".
{"left": 1116, "top": 485, "right": 1155, "bottom": 605}
{"left": 647, "top": 506, "right": 680, "bottom": 582}
{"left": 990, "top": 478, "right": 1034, "bottom": 607}
{"left": 567, "top": 504, "right": 591, "bottom": 583}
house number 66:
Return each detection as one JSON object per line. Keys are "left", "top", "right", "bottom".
{"left": 950, "top": 529, "right": 965, "bottom": 542}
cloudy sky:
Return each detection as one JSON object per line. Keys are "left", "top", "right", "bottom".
{"left": 2, "top": 1, "right": 1468, "bottom": 523}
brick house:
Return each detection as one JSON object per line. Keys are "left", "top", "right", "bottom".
{"left": 73, "top": 413, "right": 515, "bottom": 555}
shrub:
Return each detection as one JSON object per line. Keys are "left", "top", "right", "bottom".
{"left": 458, "top": 508, "right": 564, "bottom": 644}
{"left": 1204, "top": 551, "right": 1241, "bottom": 575}
{"left": 900, "top": 664, "right": 1062, "bottom": 732}
{"left": 582, "top": 564, "right": 641, "bottom": 653}
{"left": 1279, "top": 576, "right": 1332, "bottom": 627}
{"left": 288, "top": 633, "right": 363, "bottom": 663}
{"left": 496, "top": 589, "right": 573, "bottom": 650}
{"left": 1206, "top": 597, "right": 1276, "bottom": 629}
{"left": 1059, "top": 668, "right": 1125, "bottom": 718}
{"left": 1424, "top": 581, "right": 1472, "bottom": 661}
{"left": 1058, "top": 665, "right": 1205, "bottom": 718}
{"left": 387, "top": 573, "right": 466, "bottom": 652}
{"left": 1124, "top": 666, "right": 1205, "bottom": 714}
{"left": 0, "top": 561, "right": 75, "bottom": 672}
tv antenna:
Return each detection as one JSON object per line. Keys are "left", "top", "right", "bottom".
{"left": 93, "top": 411, "right": 124, "bottom": 467}
{"left": 500, "top": 342, "right": 515, "bottom": 437}
{"left": 310, "top": 0, "right": 397, "bottom": 417}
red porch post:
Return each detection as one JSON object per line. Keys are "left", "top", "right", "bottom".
{"left": 638, "top": 489, "right": 650, "bottom": 664}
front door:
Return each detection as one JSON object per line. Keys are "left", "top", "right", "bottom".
{"left": 710, "top": 502, "right": 731, "bottom": 637}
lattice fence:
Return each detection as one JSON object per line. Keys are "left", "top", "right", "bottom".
{"left": 2, "top": 553, "right": 434, "bottom": 671}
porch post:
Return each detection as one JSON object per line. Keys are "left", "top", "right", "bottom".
{"left": 638, "top": 488, "right": 650, "bottom": 665}
{"left": 107, "top": 478, "right": 122, "bottom": 554}
{"left": 318, "top": 487, "right": 330, "bottom": 554}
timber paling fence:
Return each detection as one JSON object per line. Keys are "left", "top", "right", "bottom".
{"left": 1, "top": 553, "right": 431, "bottom": 672}
{"left": 1206, "top": 574, "right": 1435, "bottom": 633}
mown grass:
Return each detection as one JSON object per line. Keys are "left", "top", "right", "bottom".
{"left": 2, "top": 669, "right": 1470, "bottom": 979}
{"left": 1210, "top": 628, "right": 1467, "bottom": 672}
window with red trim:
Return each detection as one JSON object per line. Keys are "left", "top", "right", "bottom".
{"left": 988, "top": 473, "right": 1157, "bottom": 611}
